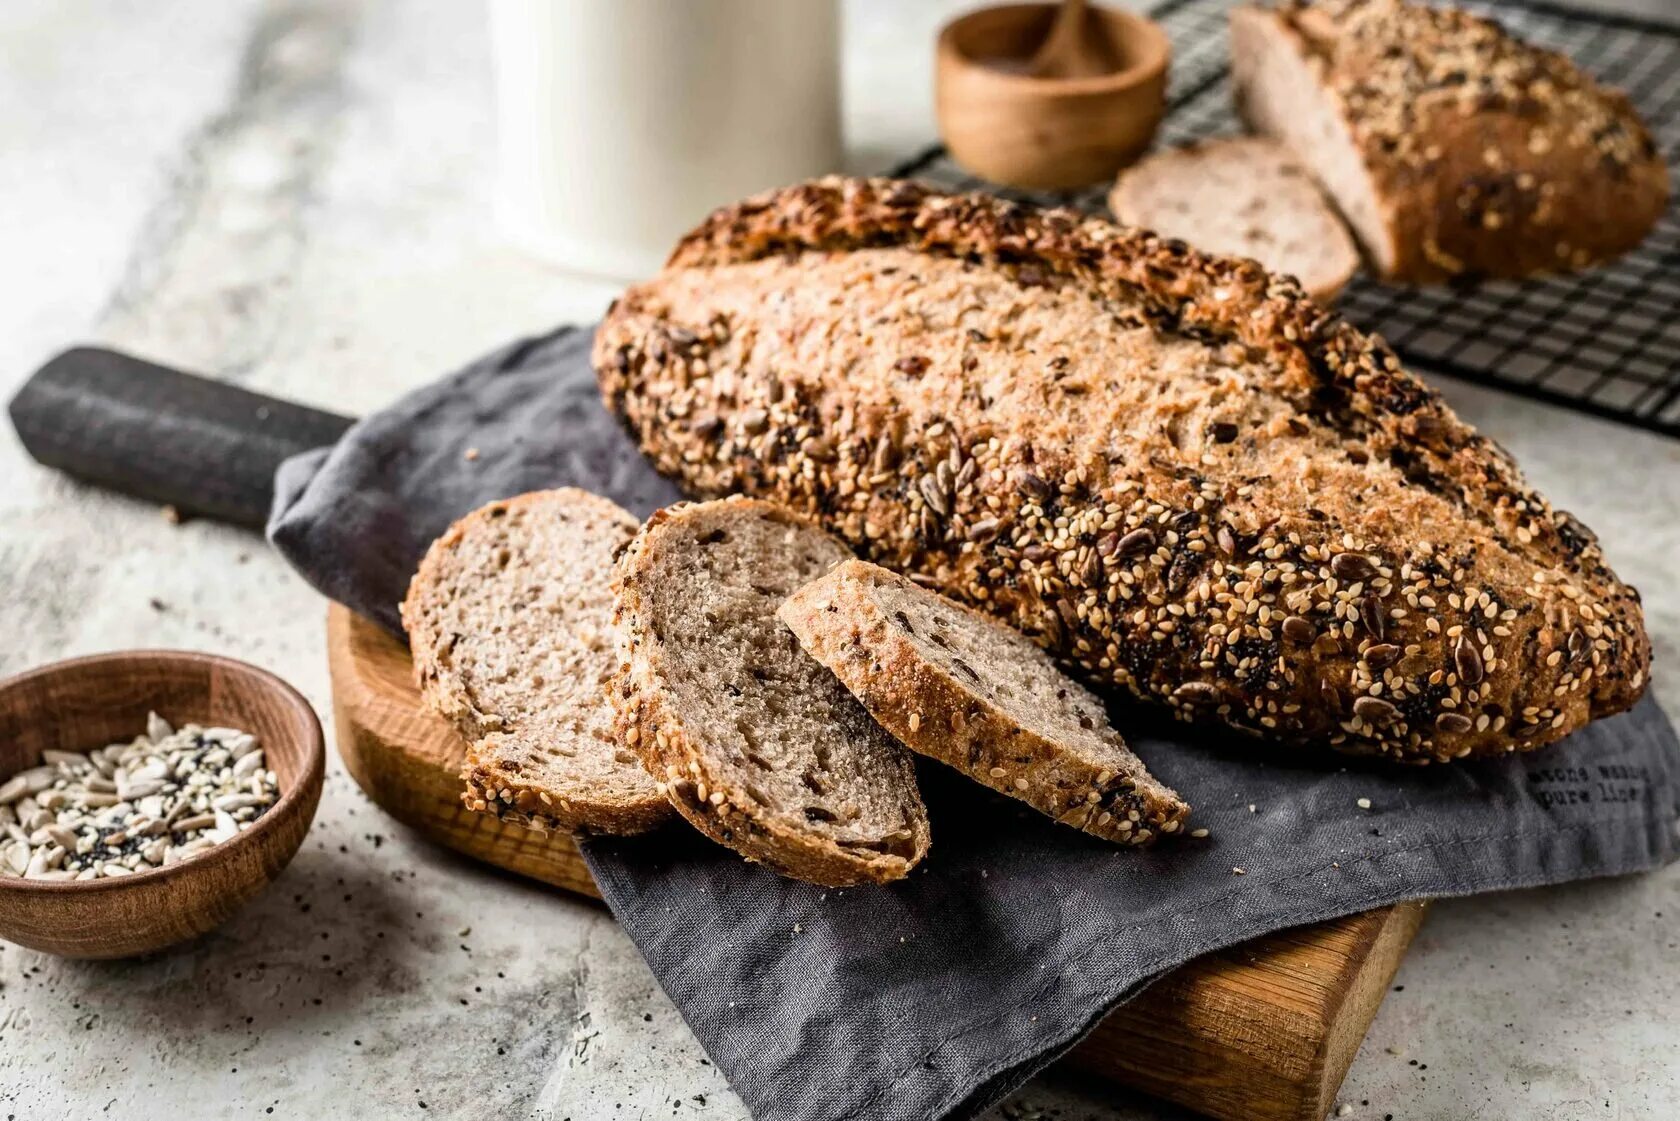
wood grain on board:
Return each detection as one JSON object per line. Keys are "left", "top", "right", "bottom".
{"left": 328, "top": 603, "right": 1426, "bottom": 1121}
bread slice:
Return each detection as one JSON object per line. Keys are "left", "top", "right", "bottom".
{"left": 1109, "top": 137, "right": 1358, "bottom": 302}
{"left": 780, "top": 561, "right": 1189, "bottom": 845}
{"left": 1230, "top": 1, "right": 1668, "bottom": 283}
{"left": 401, "top": 488, "right": 671, "bottom": 835}
{"left": 611, "top": 497, "right": 930, "bottom": 886}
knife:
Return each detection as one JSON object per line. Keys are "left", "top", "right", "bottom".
{"left": 7, "top": 347, "right": 355, "bottom": 531}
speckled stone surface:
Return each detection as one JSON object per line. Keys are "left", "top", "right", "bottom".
{"left": 1, "top": 2, "right": 1676, "bottom": 1119}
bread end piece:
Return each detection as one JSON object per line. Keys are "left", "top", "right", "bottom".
{"left": 781, "top": 560, "right": 1190, "bottom": 845}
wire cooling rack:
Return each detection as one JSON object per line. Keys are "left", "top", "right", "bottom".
{"left": 892, "top": 0, "right": 1680, "bottom": 438}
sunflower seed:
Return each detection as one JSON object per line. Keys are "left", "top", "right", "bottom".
{"left": 1454, "top": 634, "right": 1485, "bottom": 685}
{"left": 116, "top": 778, "right": 163, "bottom": 802}
{"left": 43, "top": 823, "right": 78, "bottom": 850}
{"left": 1364, "top": 644, "right": 1402, "bottom": 669}
{"left": 1173, "top": 682, "right": 1220, "bottom": 704}
{"left": 1359, "top": 595, "right": 1386, "bottom": 640}
{"left": 42, "top": 749, "right": 88, "bottom": 767}
{"left": 146, "top": 712, "right": 173, "bottom": 742}
{"left": 1331, "top": 552, "right": 1377, "bottom": 581}
{"left": 917, "top": 474, "right": 949, "bottom": 517}
{"left": 1282, "top": 616, "right": 1317, "bottom": 645}
{"left": 1353, "top": 696, "right": 1401, "bottom": 724}
{"left": 1115, "top": 528, "right": 1155, "bottom": 557}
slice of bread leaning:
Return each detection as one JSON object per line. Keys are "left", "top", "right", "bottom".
{"left": 612, "top": 497, "right": 931, "bottom": 886}
{"left": 1109, "top": 136, "right": 1359, "bottom": 303}
{"left": 780, "top": 560, "right": 1189, "bottom": 845}
{"left": 401, "top": 488, "right": 672, "bottom": 835}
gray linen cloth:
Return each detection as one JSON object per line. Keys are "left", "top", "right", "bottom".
{"left": 270, "top": 325, "right": 1680, "bottom": 1121}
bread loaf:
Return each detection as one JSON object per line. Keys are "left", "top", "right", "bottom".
{"left": 594, "top": 177, "right": 1650, "bottom": 763}
{"left": 1109, "top": 137, "right": 1359, "bottom": 302}
{"left": 401, "top": 489, "right": 672, "bottom": 835}
{"left": 780, "top": 560, "right": 1189, "bottom": 845}
{"left": 611, "top": 497, "right": 931, "bottom": 885}
{"left": 1230, "top": 0, "right": 1668, "bottom": 283}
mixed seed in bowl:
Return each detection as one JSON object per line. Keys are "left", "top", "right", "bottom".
{"left": 0, "top": 713, "right": 280, "bottom": 882}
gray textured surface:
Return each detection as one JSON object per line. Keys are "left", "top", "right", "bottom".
{"left": 1, "top": 2, "right": 1678, "bottom": 1119}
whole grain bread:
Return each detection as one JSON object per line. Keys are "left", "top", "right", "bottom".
{"left": 611, "top": 497, "right": 931, "bottom": 886}
{"left": 401, "top": 488, "right": 671, "bottom": 835}
{"left": 780, "top": 560, "right": 1190, "bottom": 845}
{"left": 1109, "top": 137, "right": 1359, "bottom": 302}
{"left": 1230, "top": 0, "right": 1668, "bottom": 284}
{"left": 594, "top": 176, "right": 1650, "bottom": 763}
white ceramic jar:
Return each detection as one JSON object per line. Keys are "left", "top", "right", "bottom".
{"left": 490, "top": 0, "right": 842, "bottom": 281}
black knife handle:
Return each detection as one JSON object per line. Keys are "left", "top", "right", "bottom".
{"left": 8, "top": 347, "right": 356, "bottom": 530}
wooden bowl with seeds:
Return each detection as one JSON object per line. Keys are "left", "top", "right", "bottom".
{"left": 0, "top": 650, "right": 324, "bottom": 958}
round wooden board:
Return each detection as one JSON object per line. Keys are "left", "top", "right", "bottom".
{"left": 327, "top": 603, "right": 1426, "bottom": 1121}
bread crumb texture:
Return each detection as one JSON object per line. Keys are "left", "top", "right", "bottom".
{"left": 401, "top": 488, "right": 672, "bottom": 835}
{"left": 610, "top": 497, "right": 930, "bottom": 886}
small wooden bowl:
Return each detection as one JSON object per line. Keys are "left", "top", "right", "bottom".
{"left": 936, "top": 3, "right": 1170, "bottom": 191}
{"left": 0, "top": 651, "right": 324, "bottom": 958}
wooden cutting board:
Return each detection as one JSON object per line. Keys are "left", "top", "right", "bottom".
{"left": 326, "top": 604, "right": 1425, "bottom": 1121}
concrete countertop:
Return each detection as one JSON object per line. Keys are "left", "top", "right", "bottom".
{"left": 1, "top": 1, "right": 1676, "bottom": 1118}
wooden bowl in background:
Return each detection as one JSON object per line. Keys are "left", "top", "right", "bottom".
{"left": 936, "top": 3, "right": 1170, "bottom": 191}
{"left": 0, "top": 651, "right": 324, "bottom": 958}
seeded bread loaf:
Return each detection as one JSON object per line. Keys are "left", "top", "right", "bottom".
{"left": 1230, "top": 0, "right": 1669, "bottom": 284}
{"left": 780, "top": 560, "right": 1189, "bottom": 845}
{"left": 611, "top": 497, "right": 931, "bottom": 886}
{"left": 1109, "top": 137, "right": 1359, "bottom": 302}
{"left": 401, "top": 489, "right": 672, "bottom": 834}
{"left": 595, "top": 176, "right": 1650, "bottom": 763}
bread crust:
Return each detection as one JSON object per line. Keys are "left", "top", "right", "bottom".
{"left": 1234, "top": 0, "right": 1669, "bottom": 284}
{"left": 594, "top": 176, "right": 1650, "bottom": 764}
{"left": 780, "top": 561, "right": 1189, "bottom": 845}
{"left": 402, "top": 489, "right": 673, "bottom": 835}
{"left": 610, "top": 498, "right": 931, "bottom": 886}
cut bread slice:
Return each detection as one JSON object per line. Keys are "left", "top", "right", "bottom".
{"left": 780, "top": 560, "right": 1190, "bottom": 845}
{"left": 612, "top": 498, "right": 930, "bottom": 886}
{"left": 1109, "top": 137, "right": 1359, "bottom": 302}
{"left": 401, "top": 488, "right": 672, "bottom": 835}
